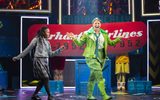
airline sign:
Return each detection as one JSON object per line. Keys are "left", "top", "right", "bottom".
{"left": 28, "top": 22, "right": 147, "bottom": 56}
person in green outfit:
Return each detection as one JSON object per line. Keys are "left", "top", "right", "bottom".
{"left": 67, "top": 17, "right": 121, "bottom": 100}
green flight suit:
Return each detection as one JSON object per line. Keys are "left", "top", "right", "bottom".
{"left": 73, "top": 27, "right": 121, "bottom": 100}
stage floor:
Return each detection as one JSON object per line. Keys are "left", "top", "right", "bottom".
{"left": 0, "top": 88, "right": 160, "bottom": 100}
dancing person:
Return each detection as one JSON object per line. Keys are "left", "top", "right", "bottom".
{"left": 67, "top": 17, "right": 122, "bottom": 100}
{"left": 12, "top": 26, "right": 65, "bottom": 100}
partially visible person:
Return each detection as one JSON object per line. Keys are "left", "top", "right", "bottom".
{"left": 115, "top": 54, "right": 129, "bottom": 91}
{"left": 50, "top": 56, "right": 65, "bottom": 80}
{"left": 6, "top": 0, "right": 14, "bottom": 9}
{"left": 12, "top": 26, "right": 65, "bottom": 100}
{"left": 67, "top": 17, "right": 122, "bottom": 100}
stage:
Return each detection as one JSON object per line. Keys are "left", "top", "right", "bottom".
{"left": 0, "top": 88, "right": 160, "bottom": 100}
{"left": 0, "top": 0, "right": 160, "bottom": 100}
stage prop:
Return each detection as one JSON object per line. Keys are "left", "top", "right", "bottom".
{"left": 28, "top": 22, "right": 147, "bottom": 56}
{"left": 127, "top": 81, "right": 152, "bottom": 94}
{"left": 141, "top": 0, "right": 160, "bottom": 16}
{"left": 0, "top": 71, "right": 8, "bottom": 90}
{"left": 147, "top": 20, "right": 160, "bottom": 86}
{"left": 20, "top": 16, "right": 49, "bottom": 88}
{"left": 0, "top": 0, "right": 51, "bottom": 13}
{"left": 75, "top": 59, "right": 111, "bottom": 96}
{"left": 40, "top": 80, "right": 64, "bottom": 94}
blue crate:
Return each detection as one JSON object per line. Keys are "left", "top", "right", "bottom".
{"left": 75, "top": 59, "right": 111, "bottom": 95}
{"left": 0, "top": 71, "right": 8, "bottom": 90}
{"left": 40, "top": 80, "right": 64, "bottom": 94}
{"left": 127, "top": 81, "right": 135, "bottom": 94}
{"left": 127, "top": 81, "right": 152, "bottom": 94}
{"left": 56, "top": 81, "right": 64, "bottom": 93}
{"left": 145, "top": 82, "right": 152, "bottom": 94}
{"left": 80, "top": 82, "right": 87, "bottom": 96}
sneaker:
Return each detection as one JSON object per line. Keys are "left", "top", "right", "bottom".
{"left": 102, "top": 95, "right": 113, "bottom": 100}
{"left": 104, "top": 96, "right": 112, "bottom": 100}
{"left": 87, "top": 95, "right": 96, "bottom": 100}
{"left": 31, "top": 95, "right": 41, "bottom": 100}
{"left": 108, "top": 96, "right": 112, "bottom": 100}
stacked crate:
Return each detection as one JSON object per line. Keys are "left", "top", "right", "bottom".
{"left": 40, "top": 80, "right": 64, "bottom": 94}
{"left": 127, "top": 81, "right": 152, "bottom": 94}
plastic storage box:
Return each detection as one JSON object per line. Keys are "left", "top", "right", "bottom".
{"left": 127, "top": 81, "right": 152, "bottom": 94}
{"left": 40, "top": 80, "right": 64, "bottom": 94}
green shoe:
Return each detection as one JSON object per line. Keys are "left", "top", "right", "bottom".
{"left": 87, "top": 81, "right": 96, "bottom": 100}
{"left": 103, "top": 95, "right": 112, "bottom": 100}
{"left": 87, "top": 95, "right": 96, "bottom": 100}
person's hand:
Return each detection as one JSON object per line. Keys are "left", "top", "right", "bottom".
{"left": 12, "top": 57, "right": 18, "bottom": 62}
{"left": 116, "top": 36, "right": 124, "bottom": 41}
{"left": 117, "top": 36, "right": 124, "bottom": 39}
{"left": 59, "top": 45, "right": 65, "bottom": 51}
{"left": 66, "top": 32, "right": 74, "bottom": 39}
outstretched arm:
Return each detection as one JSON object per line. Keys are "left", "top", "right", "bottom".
{"left": 12, "top": 38, "right": 37, "bottom": 61}
{"left": 66, "top": 32, "right": 75, "bottom": 40}
{"left": 49, "top": 45, "right": 65, "bottom": 57}
{"left": 66, "top": 32, "right": 86, "bottom": 46}
{"left": 107, "top": 35, "right": 122, "bottom": 46}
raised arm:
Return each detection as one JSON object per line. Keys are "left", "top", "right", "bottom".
{"left": 107, "top": 36, "right": 121, "bottom": 46}
{"left": 49, "top": 45, "right": 65, "bottom": 57}
{"left": 66, "top": 32, "right": 86, "bottom": 46}
{"left": 12, "top": 38, "right": 37, "bottom": 61}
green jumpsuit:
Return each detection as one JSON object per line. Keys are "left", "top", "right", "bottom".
{"left": 73, "top": 27, "right": 121, "bottom": 100}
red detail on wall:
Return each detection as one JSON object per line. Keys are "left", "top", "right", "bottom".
{"left": 28, "top": 22, "right": 147, "bottom": 56}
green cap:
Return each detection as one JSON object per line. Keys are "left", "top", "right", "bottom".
{"left": 92, "top": 17, "right": 102, "bottom": 23}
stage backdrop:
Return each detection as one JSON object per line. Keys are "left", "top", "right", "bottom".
{"left": 148, "top": 20, "right": 160, "bottom": 86}
{"left": 28, "top": 22, "right": 147, "bottom": 56}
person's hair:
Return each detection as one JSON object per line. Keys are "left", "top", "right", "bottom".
{"left": 92, "top": 17, "right": 102, "bottom": 23}
{"left": 37, "top": 26, "right": 49, "bottom": 38}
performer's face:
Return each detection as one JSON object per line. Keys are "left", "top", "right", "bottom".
{"left": 44, "top": 28, "right": 50, "bottom": 38}
{"left": 92, "top": 20, "right": 101, "bottom": 30}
